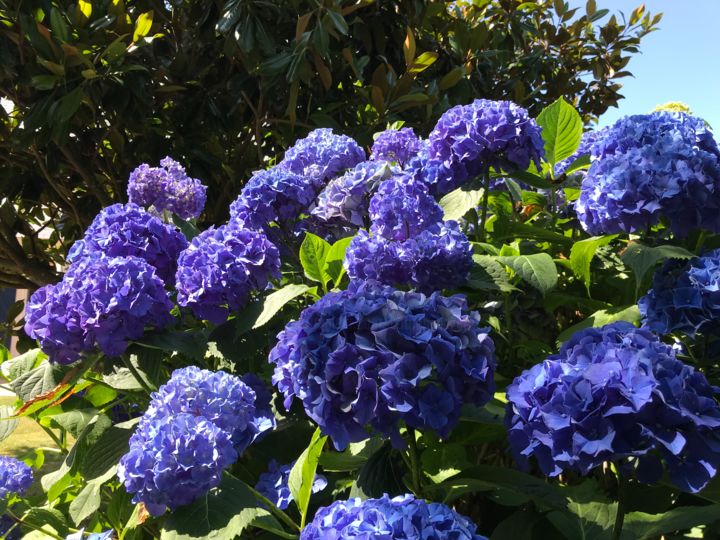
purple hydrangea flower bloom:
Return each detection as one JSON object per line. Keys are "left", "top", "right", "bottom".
{"left": 425, "top": 99, "right": 544, "bottom": 190}
{"left": 280, "top": 128, "right": 366, "bottom": 188}
{"left": 66, "top": 530, "right": 114, "bottom": 540}
{"left": 370, "top": 128, "right": 422, "bottom": 165}
{"left": 368, "top": 177, "right": 444, "bottom": 241}
{"left": 229, "top": 167, "right": 317, "bottom": 233}
{"left": 639, "top": 250, "right": 720, "bottom": 338}
{"left": 175, "top": 222, "right": 281, "bottom": 325}
{"left": 128, "top": 157, "right": 207, "bottom": 220}
{"left": 344, "top": 230, "right": 412, "bottom": 285}
{"left": 25, "top": 256, "right": 174, "bottom": 363}
{"left": 506, "top": 322, "right": 720, "bottom": 493}
{"left": 255, "top": 459, "right": 327, "bottom": 510}
{"left": 143, "top": 366, "right": 276, "bottom": 454}
{"left": 300, "top": 494, "right": 488, "bottom": 539}
{"left": 575, "top": 112, "right": 720, "bottom": 237}
{"left": 312, "top": 161, "right": 395, "bottom": 228}
{"left": 406, "top": 141, "right": 460, "bottom": 197}
{"left": 118, "top": 367, "right": 276, "bottom": 515}
{"left": 118, "top": 413, "right": 237, "bottom": 516}
{"left": 269, "top": 281, "right": 496, "bottom": 450}
{"left": 0, "top": 456, "right": 33, "bottom": 498}
{"left": 67, "top": 203, "right": 188, "bottom": 283}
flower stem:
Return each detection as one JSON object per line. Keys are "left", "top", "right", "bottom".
{"left": 612, "top": 473, "right": 626, "bottom": 540}
{"left": 479, "top": 171, "right": 491, "bottom": 242}
{"left": 245, "top": 483, "right": 301, "bottom": 533}
{"left": 407, "top": 431, "right": 424, "bottom": 498}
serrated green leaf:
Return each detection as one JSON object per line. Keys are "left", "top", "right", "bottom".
{"left": 497, "top": 253, "right": 558, "bottom": 295}
{"left": 6, "top": 349, "right": 44, "bottom": 380}
{"left": 569, "top": 235, "right": 617, "bottom": 292}
{"left": 69, "top": 481, "right": 102, "bottom": 525}
{"left": 319, "top": 438, "right": 384, "bottom": 472}
{"left": 536, "top": 97, "right": 583, "bottom": 166}
{"left": 440, "top": 187, "right": 484, "bottom": 221}
{"left": 623, "top": 503, "right": 720, "bottom": 538}
{"left": 322, "top": 236, "right": 353, "bottom": 287}
{"left": 289, "top": 428, "right": 327, "bottom": 527}
{"left": 621, "top": 243, "right": 695, "bottom": 288}
{"left": 49, "top": 408, "right": 99, "bottom": 438}
{"left": 82, "top": 418, "right": 138, "bottom": 481}
{"left": 300, "top": 232, "right": 332, "bottom": 284}
{"left": 10, "top": 361, "right": 66, "bottom": 402}
{"left": 0, "top": 405, "right": 18, "bottom": 443}
{"left": 558, "top": 305, "right": 641, "bottom": 343}
{"left": 468, "top": 255, "right": 516, "bottom": 292}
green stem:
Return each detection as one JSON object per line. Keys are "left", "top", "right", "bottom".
{"left": 121, "top": 355, "right": 154, "bottom": 395}
{"left": 407, "top": 431, "right": 423, "bottom": 498}
{"left": 39, "top": 425, "right": 67, "bottom": 454}
{"left": 695, "top": 229, "right": 707, "bottom": 254}
{"left": 245, "top": 484, "right": 301, "bottom": 533}
{"left": 479, "top": 171, "right": 491, "bottom": 242}
{"left": 612, "top": 473, "right": 626, "bottom": 540}
{"left": 5, "top": 509, "right": 65, "bottom": 540}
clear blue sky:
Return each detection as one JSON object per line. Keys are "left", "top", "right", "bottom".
{"left": 571, "top": 0, "right": 720, "bottom": 128}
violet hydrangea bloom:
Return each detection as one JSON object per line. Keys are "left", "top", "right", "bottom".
{"left": 312, "top": 161, "right": 395, "bottom": 228}
{"left": 229, "top": 167, "right": 317, "bottom": 233}
{"left": 0, "top": 456, "right": 33, "bottom": 498}
{"left": 175, "top": 222, "right": 281, "bottom": 325}
{"left": 118, "top": 367, "right": 276, "bottom": 515}
{"left": 280, "top": 128, "right": 366, "bottom": 188}
{"left": 422, "top": 99, "right": 544, "bottom": 192}
{"left": 269, "top": 280, "right": 496, "bottom": 450}
{"left": 255, "top": 459, "right": 327, "bottom": 510}
{"left": 406, "top": 141, "right": 459, "bottom": 197}
{"left": 639, "top": 250, "right": 720, "bottom": 338}
{"left": 67, "top": 203, "right": 188, "bottom": 283}
{"left": 506, "top": 322, "right": 720, "bottom": 493}
{"left": 25, "top": 256, "right": 174, "bottom": 363}
{"left": 300, "top": 494, "right": 488, "bottom": 540}
{"left": 128, "top": 157, "right": 207, "bottom": 220}
{"left": 370, "top": 127, "right": 422, "bottom": 165}
{"left": 575, "top": 112, "right": 720, "bottom": 237}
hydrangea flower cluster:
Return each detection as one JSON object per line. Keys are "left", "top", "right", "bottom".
{"left": 506, "top": 322, "right": 720, "bottom": 493}
{"left": 280, "top": 128, "right": 366, "bottom": 188}
{"left": 344, "top": 177, "right": 473, "bottom": 292}
{"left": 229, "top": 167, "right": 317, "bottom": 234}
{"left": 25, "top": 256, "right": 173, "bottom": 364}
{"left": 370, "top": 127, "right": 422, "bottom": 165}
{"left": 300, "top": 494, "right": 487, "bottom": 540}
{"left": 270, "top": 280, "right": 496, "bottom": 450}
{"left": 575, "top": 112, "right": 720, "bottom": 237}
{"left": 128, "top": 157, "right": 207, "bottom": 220}
{"left": 312, "top": 161, "right": 395, "bottom": 228}
{"left": 255, "top": 459, "right": 327, "bottom": 510}
{"left": 175, "top": 221, "right": 281, "bottom": 324}
{"left": 639, "top": 251, "right": 720, "bottom": 338}
{"left": 415, "top": 99, "right": 544, "bottom": 194}
{"left": 118, "top": 367, "right": 275, "bottom": 515}
{"left": 0, "top": 456, "right": 33, "bottom": 498}
{"left": 67, "top": 203, "right": 188, "bottom": 283}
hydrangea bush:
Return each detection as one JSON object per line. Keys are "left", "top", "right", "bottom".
{"left": 5, "top": 96, "right": 720, "bottom": 540}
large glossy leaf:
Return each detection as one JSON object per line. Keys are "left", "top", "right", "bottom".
{"left": 497, "top": 254, "right": 558, "bottom": 295}
{"left": 300, "top": 233, "right": 332, "bottom": 284}
{"left": 288, "top": 428, "right": 327, "bottom": 527}
{"left": 440, "top": 187, "right": 484, "bottom": 221}
{"left": 569, "top": 235, "right": 617, "bottom": 292}
{"left": 536, "top": 97, "right": 583, "bottom": 165}
{"left": 620, "top": 243, "right": 694, "bottom": 288}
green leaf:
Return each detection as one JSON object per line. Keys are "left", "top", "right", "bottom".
{"left": 22, "top": 508, "right": 69, "bottom": 536}
{"left": 133, "top": 11, "right": 153, "bottom": 41}
{"left": 558, "top": 305, "right": 641, "bottom": 343}
{"left": 569, "top": 235, "right": 617, "bottom": 292}
{"left": 504, "top": 170, "right": 553, "bottom": 189}
{"left": 322, "top": 236, "right": 353, "bottom": 287}
{"left": 497, "top": 254, "right": 558, "bottom": 295}
{"left": 621, "top": 243, "right": 694, "bottom": 288}
{"left": 439, "top": 187, "right": 484, "bottom": 221}
{"left": 10, "top": 360, "right": 66, "bottom": 402}
{"left": 161, "top": 473, "right": 282, "bottom": 540}
{"left": 623, "top": 503, "right": 720, "bottom": 538}
{"left": 300, "top": 232, "right": 332, "bottom": 284}
{"left": 563, "top": 154, "right": 591, "bottom": 175}
{"left": 49, "top": 408, "right": 99, "bottom": 438}
{"left": 69, "top": 481, "right": 102, "bottom": 526}
{"left": 325, "top": 9, "right": 348, "bottom": 35}
{"left": 0, "top": 405, "right": 18, "bottom": 443}
{"left": 6, "top": 349, "right": 44, "bottom": 380}
{"left": 421, "top": 444, "right": 471, "bottom": 484}
{"left": 50, "top": 8, "right": 70, "bottom": 42}
{"left": 408, "top": 51, "right": 438, "bottom": 73}
{"left": 536, "top": 97, "right": 583, "bottom": 165}
{"left": 288, "top": 428, "right": 327, "bottom": 527}
{"left": 547, "top": 500, "right": 617, "bottom": 540}
{"left": 319, "top": 438, "right": 384, "bottom": 472}
{"left": 82, "top": 418, "right": 139, "bottom": 481}
{"left": 349, "top": 443, "right": 404, "bottom": 500}
{"left": 468, "top": 255, "right": 515, "bottom": 292}
{"left": 253, "top": 284, "right": 310, "bottom": 329}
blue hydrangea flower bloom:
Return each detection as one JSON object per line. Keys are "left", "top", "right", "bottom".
{"left": 312, "top": 161, "right": 395, "bottom": 228}
{"left": 25, "top": 256, "right": 174, "bottom": 363}
{"left": 406, "top": 141, "right": 460, "bottom": 197}
{"left": 175, "top": 222, "right": 281, "bottom": 324}
{"left": 575, "top": 112, "right": 720, "bottom": 237}
{"left": 370, "top": 128, "right": 422, "bottom": 165}
{"left": 269, "top": 281, "right": 496, "bottom": 450}
{"left": 67, "top": 203, "right": 188, "bottom": 283}
{"left": 255, "top": 459, "right": 327, "bottom": 510}
{"left": 0, "top": 456, "right": 33, "bottom": 498}
{"left": 280, "top": 128, "right": 366, "bottom": 187}
{"left": 426, "top": 99, "right": 544, "bottom": 188}
{"left": 66, "top": 530, "right": 114, "bottom": 540}
{"left": 118, "top": 367, "right": 275, "bottom": 515}
{"left": 118, "top": 413, "right": 237, "bottom": 516}
{"left": 143, "top": 366, "right": 276, "bottom": 454}
{"left": 300, "top": 494, "right": 488, "bottom": 539}
{"left": 368, "top": 177, "right": 444, "bottom": 241}
{"left": 506, "top": 322, "right": 720, "bottom": 493}
{"left": 229, "top": 167, "right": 317, "bottom": 233}
{"left": 128, "top": 157, "right": 207, "bottom": 220}
{"left": 639, "top": 250, "right": 720, "bottom": 338}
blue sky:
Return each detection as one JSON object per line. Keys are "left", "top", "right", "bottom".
{"left": 576, "top": 0, "right": 720, "bottom": 128}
